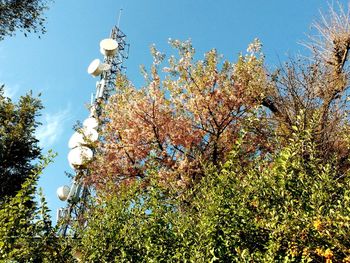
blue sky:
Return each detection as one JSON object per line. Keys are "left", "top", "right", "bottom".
{"left": 0, "top": 0, "right": 342, "bottom": 221}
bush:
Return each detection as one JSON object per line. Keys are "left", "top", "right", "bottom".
{"left": 77, "top": 126, "right": 350, "bottom": 262}
{"left": 0, "top": 155, "right": 73, "bottom": 262}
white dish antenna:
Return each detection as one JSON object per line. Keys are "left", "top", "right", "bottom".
{"left": 68, "top": 128, "right": 99, "bottom": 149}
{"left": 100, "top": 38, "right": 118, "bottom": 56}
{"left": 87, "top": 59, "right": 111, "bottom": 77}
{"left": 83, "top": 127, "right": 99, "bottom": 142}
{"left": 83, "top": 117, "right": 98, "bottom": 130}
{"left": 68, "top": 131, "right": 84, "bottom": 149}
{"left": 68, "top": 146, "right": 93, "bottom": 168}
{"left": 57, "top": 185, "right": 70, "bottom": 201}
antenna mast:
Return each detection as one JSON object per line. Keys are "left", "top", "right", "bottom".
{"left": 117, "top": 8, "right": 123, "bottom": 28}
{"left": 56, "top": 20, "right": 129, "bottom": 236}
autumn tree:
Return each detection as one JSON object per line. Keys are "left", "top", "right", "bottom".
{"left": 261, "top": 3, "right": 350, "bottom": 169}
{"left": 0, "top": 86, "right": 43, "bottom": 201}
{"left": 72, "top": 3, "right": 350, "bottom": 262}
{"left": 89, "top": 40, "right": 270, "bottom": 192}
{"left": 0, "top": 0, "right": 51, "bottom": 40}
{"left": 88, "top": 3, "right": 350, "bottom": 196}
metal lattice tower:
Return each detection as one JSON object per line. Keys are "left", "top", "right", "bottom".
{"left": 96, "top": 26, "right": 129, "bottom": 108}
{"left": 56, "top": 25, "right": 129, "bottom": 237}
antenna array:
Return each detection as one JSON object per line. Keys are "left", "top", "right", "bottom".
{"left": 56, "top": 25, "right": 129, "bottom": 237}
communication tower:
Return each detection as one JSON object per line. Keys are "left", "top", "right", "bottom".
{"left": 56, "top": 24, "right": 129, "bottom": 236}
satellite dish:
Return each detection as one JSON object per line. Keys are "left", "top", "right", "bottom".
{"left": 57, "top": 185, "right": 70, "bottom": 201}
{"left": 68, "top": 146, "right": 93, "bottom": 168}
{"left": 83, "top": 117, "right": 98, "bottom": 130}
{"left": 83, "top": 128, "right": 99, "bottom": 142}
{"left": 100, "top": 38, "right": 118, "bottom": 56}
{"left": 87, "top": 59, "right": 111, "bottom": 77}
{"left": 99, "top": 63, "right": 111, "bottom": 71}
{"left": 68, "top": 132, "right": 84, "bottom": 149}
{"left": 68, "top": 128, "right": 98, "bottom": 148}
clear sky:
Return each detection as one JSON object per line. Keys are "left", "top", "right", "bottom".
{"left": 0, "top": 0, "right": 343, "bottom": 222}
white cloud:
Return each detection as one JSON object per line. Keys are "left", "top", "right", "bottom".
{"left": 36, "top": 107, "right": 71, "bottom": 148}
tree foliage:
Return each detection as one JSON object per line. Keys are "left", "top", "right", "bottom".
{"left": 89, "top": 39, "right": 271, "bottom": 192}
{"left": 0, "top": 89, "right": 73, "bottom": 261}
{"left": 264, "top": 3, "right": 350, "bottom": 167}
{"left": 0, "top": 154, "right": 73, "bottom": 262}
{"left": 0, "top": 86, "right": 43, "bottom": 202}
{"left": 0, "top": 0, "right": 51, "bottom": 40}
{"left": 89, "top": 3, "right": 350, "bottom": 194}
{"left": 78, "top": 129, "right": 350, "bottom": 262}
{"left": 73, "top": 3, "right": 350, "bottom": 262}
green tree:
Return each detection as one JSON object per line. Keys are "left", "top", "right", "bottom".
{"left": 77, "top": 124, "right": 350, "bottom": 262}
{"left": 0, "top": 154, "right": 74, "bottom": 262}
{"left": 0, "top": 86, "right": 43, "bottom": 202}
{"left": 0, "top": 0, "right": 51, "bottom": 40}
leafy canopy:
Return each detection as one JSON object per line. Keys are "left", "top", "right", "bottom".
{"left": 0, "top": 86, "right": 43, "bottom": 201}
{"left": 78, "top": 127, "right": 350, "bottom": 262}
{"left": 74, "top": 3, "right": 350, "bottom": 262}
{"left": 0, "top": 0, "right": 51, "bottom": 40}
{"left": 89, "top": 38, "right": 270, "bottom": 192}
{"left": 0, "top": 154, "right": 73, "bottom": 262}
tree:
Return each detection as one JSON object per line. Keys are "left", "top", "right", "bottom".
{"left": 89, "top": 39, "right": 270, "bottom": 192}
{"left": 77, "top": 131, "right": 350, "bottom": 262}
{"left": 73, "top": 2, "right": 350, "bottom": 261}
{"left": 0, "top": 154, "right": 74, "bottom": 262}
{"left": 0, "top": 86, "right": 43, "bottom": 201}
{"left": 0, "top": 89, "right": 73, "bottom": 261}
{"left": 261, "top": 3, "right": 350, "bottom": 169}
{"left": 89, "top": 4, "right": 350, "bottom": 195}
{"left": 0, "top": 0, "right": 51, "bottom": 40}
